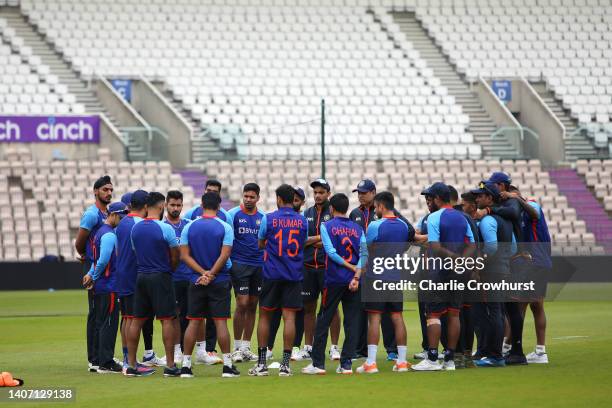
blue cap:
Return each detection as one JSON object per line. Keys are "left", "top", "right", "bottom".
{"left": 488, "top": 171, "right": 512, "bottom": 185}
{"left": 108, "top": 202, "right": 128, "bottom": 218}
{"left": 121, "top": 192, "right": 133, "bottom": 207}
{"left": 131, "top": 189, "right": 149, "bottom": 208}
{"left": 310, "top": 178, "right": 331, "bottom": 192}
{"left": 470, "top": 181, "right": 501, "bottom": 200}
{"left": 353, "top": 179, "right": 376, "bottom": 193}
{"left": 294, "top": 186, "right": 305, "bottom": 200}
{"left": 421, "top": 182, "right": 451, "bottom": 201}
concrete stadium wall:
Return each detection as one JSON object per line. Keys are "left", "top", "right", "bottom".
{"left": 131, "top": 78, "right": 192, "bottom": 168}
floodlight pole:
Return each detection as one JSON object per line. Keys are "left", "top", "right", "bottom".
{"left": 321, "top": 98, "right": 326, "bottom": 179}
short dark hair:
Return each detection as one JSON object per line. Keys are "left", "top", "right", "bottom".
{"left": 329, "top": 193, "right": 349, "bottom": 214}
{"left": 166, "top": 190, "right": 183, "bottom": 201}
{"left": 206, "top": 179, "right": 222, "bottom": 190}
{"left": 461, "top": 192, "right": 476, "bottom": 203}
{"left": 93, "top": 175, "right": 112, "bottom": 190}
{"left": 276, "top": 184, "right": 296, "bottom": 205}
{"left": 146, "top": 192, "right": 165, "bottom": 207}
{"left": 448, "top": 185, "right": 458, "bottom": 203}
{"left": 243, "top": 183, "right": 260, "bottom": 196}
{"left": 202, "top": 192, "right": 221, "bottom": 210}
{"left": 374, "top": 191, "right": 394, "bottom": 210}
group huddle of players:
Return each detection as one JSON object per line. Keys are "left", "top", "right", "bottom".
{"left": 77, "top": 170, "right": 551, "bottom": 378}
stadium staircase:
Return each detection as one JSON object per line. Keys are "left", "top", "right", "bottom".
{"left": 531, "top": 83, "right": 599, "bottom": 161}
{"left": 392, "top": 11, "right": 516, "bottom": 160}
{"left": 0, "top": 7, "right": 120, "bottom": 129}
{"left": 549, "top": 168, "right": 612, "bottom": 253}
{"left": 153, "top": 83, "right": 238, "bottom": 163}
{"left": 176, "top": 169, "right": 234, "bottom": 210}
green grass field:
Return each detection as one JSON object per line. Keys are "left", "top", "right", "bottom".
{"left": 1, "top": 289, "right": 611, "bottom": 407}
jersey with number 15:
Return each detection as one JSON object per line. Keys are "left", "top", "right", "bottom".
{"left": 258, "top": 207, "right": 308, "bottom": 282}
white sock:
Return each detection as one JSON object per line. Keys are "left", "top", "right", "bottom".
{"left": 331, "top": 344, "right": 338, "bottom": 350}
{"left": 242, "top": 340, "right": 250, "bottom": 350}
{"left": 502, "top": 342, "right": 512, "bottom": 353}
{"left": 397, "top": 346, "right": 407, "bottom": 363}
{"left": 223, "top": 353, "right": 232, "bottom": 367}
{"left": 304, "top": 344, "right": 312, "bottom": 352}
{"left": 536, "top": 345, "right": 546, "bottom": 354}
{"left": 367, "top": 344, "right": 377, "bottom": 365}
{"left": 144, "top": 349, "right": 154, "bottom": 358}
{"left": 196, "top": 341, "right": 205, "bottom": 352}
{"left": 234, "top": 339, "right": 242, "bottom": 351}
{"left": 182, "top": 355, "right": 192, "bottom": 368}
{"left": 174, "top": 344, "right": 181, "bottom": 355}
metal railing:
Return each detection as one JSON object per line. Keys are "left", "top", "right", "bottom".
{"left": 119, "top": 126, "right": 170, "bottom": 161}
{"left": 490, "top": 126, "right": 540, "bottom": 159}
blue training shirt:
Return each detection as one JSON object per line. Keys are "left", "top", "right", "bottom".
{"left": 258, "top": 207, "right": 308, "bottom": 281}
{"left": 164, "top": 218, "right": 192, "bottom": 282}
{"left": 521, "top": 201, "right": 552, "bottom": 269}
{"left": 88, "top": 224, "right": 117, "bottom": 294}
{"left": 79, "top": 204, "right": 108, "bottom": 263}
{"left": 320, "top": 217, "right": 367, "bottom": 286}
{"left": 184, "top": 205, "right": 230, "bottom": 223}
{"left": 131, "top": 218, "right": 179, "bottom": 274}
{"left": 115, "top": 214, "right": 143, "bottom": 296}
{"left": 180, "top": 215, "right": 233, "bottom": 284}
{"left": 227, "top": 205, "right": 265, "bottom": 267}
{"left": 366, "top": 215, "right": 412, "bottom": 280}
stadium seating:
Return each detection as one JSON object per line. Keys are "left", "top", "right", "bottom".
{"left": 576, "top": 159, "right": 612, "bottom": 210}
{"left": 205, "top": 158, "right": 606, "bottom": 256}
{"left": 0, "top": 147, "right": 194, "bottom": 261}
{"left": 19, "top": 0, "right": 482, "bottom": 160}
{"left": 0, "top": 25, "right": 84, "bottom": 114}
{"left": 411, "top": 0, "right": 612, "bottom": 129}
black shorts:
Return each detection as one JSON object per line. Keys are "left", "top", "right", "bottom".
{"left": 230, "top": 262, "right": 263, "bottom": 297}
{"left": 173, "top": 280, "right": 190, "bottom": 316}
{"left": 364, "top": 301, "right": 403, "bottom": 314}
{"left": 260, "top": 280, "right": 303, "bottom": 311}
{"left": 119, "top": 294, "right": 135, "bottom": 318}
{"left": 425, "top": 301, "right": 462, "bottom": 316}
{"left": 133, "top": 272, "right": 177, "bottom": 320}
{"left": 302, "top": 267, "right": 324, "bottom": 302}
{"left": 187, "top": 281, "right": 231, "bottom": 320}
{"left": 531, "top": 266, "right": 549, "bottom": 299}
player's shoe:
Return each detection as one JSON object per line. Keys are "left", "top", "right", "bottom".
{"left": 97, "top": 361, "right": 123, "bottom": 374}
{"left": 336, "top": 363, "right": 353, "bottom": 374}
{"left": 266, "top": 348, "right": 274, "bottom": 360}
{"left": 142, "top": 352, "right": 165, "bottom": 367}
{"left": 442, "top": 360, "right": 456, "bottom": 371}
{"left": 413, "top": 350, "right": 427, "bottom": 360}
{"left": 196, "top": 350, "right": 222, "bottom": 365}
{"left": 241, "top": 347, "right": 258, "bottom": 362}
{"left": 463, "top": 354, "right": 475, "bottom": 368}
{"left": 279, "top": 364, "right": 292, "bottom": 377}
{"left": 387, "top": 352, "right": 398, "bottom": 361}
{"left": 411, "top": 359, "right": 442, "bottom": 371}
{"left": 88, "top": 363, "right": 99, "bottom": 373}
{"left": 296, "top": 347, "right": 312, "bottom": 360}
{"left": 505, "top": 353, "right": 528, "bottom": 366}
{"left": 454, "top": 354, "right": 466, "bottom": 369}
{"left": 290, "top": 346, "right": 302, "bottom": 361}
{"left": 163, "top": 366, "right": 181, "bottom": 377}
{"left": 474, "top": 357, "right": 506, "bottom": 368}
{"left": 231, "top": 350, "right": 244, "bottom": 363}
{"left": 136, "top": 363, "right": 156, "bottom": 375}
{"left": 222, "top": 365, "right": 241, "bottom": 378}
{"left": 356, "top": 362, "right": 379, "bottom": 374}
{"left": 123, "top": 367, "right": 141, "bottom": 377}
{"left": 329, "top": 345, "right": 341, "bottom": 361}
{"left": 180, "top": 366, "right": 194, "bottom": 378}
{"left": 248, "top": 364, "right": 269, "bottom": 376}
{"left": 392, "top": 361, "right": 411, "bottom": 372}
{"left": 526, "top": 351, "right": 549, "bottom": 364}
{"left": 301, "top": 364, "right": 326, "bottom": 375}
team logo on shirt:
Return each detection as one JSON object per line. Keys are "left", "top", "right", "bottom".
{"left": 373, "top": 214, "right": 379, "bottom": 220}
{"left": 256, "top": 219, "right": 261, "bottom": 225}
{"left": 239, "top": 218, "right": 248, "bottom": 223}
{"left": 323, "top": 214, "right": 331, "bottom": 221}
{"left": 307, "top": 217, "right": 314, "bottom": 222}
{"left": 355, "top": 217, "right": 362, "bottom": 222}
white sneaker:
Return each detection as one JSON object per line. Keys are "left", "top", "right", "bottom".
{"left": 291, "top": 346, "right": 303, "bottom": 361}
{"left": 526, "top": 351, "right": 549, "bottom": 364}
{"left": 196, "top": 350, "right": 222, "bottom": 365}
{"left": 231, "top": 350, "right": 243, "bottom": 363}
{"left": 336, "top": 365, "right": 353, "bottom": 374}
{"left": 301, "top": 364, "right": 326, "bottom": 375}
{"left": 241, "top": 347, "right": 258, "bottom": 362}
{"left": 297, "top": 347, "right": 312, "bottom": 361}
{"left": 442, "top": 360, "right": 456, "bottom": 371}
{"left": 413, "top": 350, "right": 427, "bottom": 360}
{"left": 266, "top": 348, "right": 274, "bottom": 360}
{"left": 411, "top": 359, "right": 443, "bottom": 371}
{"left": 142, "top": 353, "right": 166, "bottom": 367}
{"left": 329, "top": 345, "right": 341, "bottom": 361}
